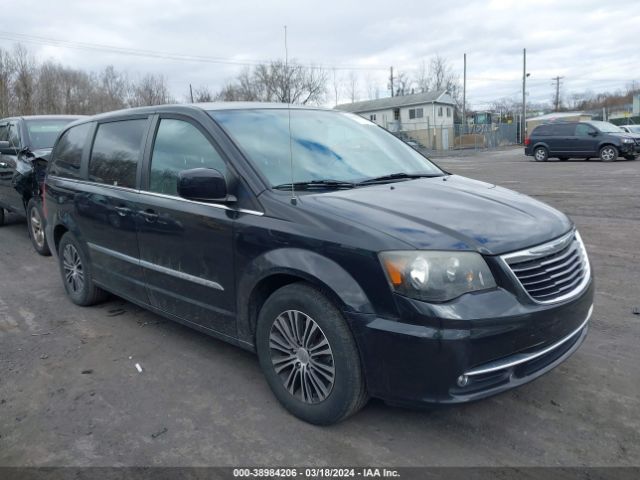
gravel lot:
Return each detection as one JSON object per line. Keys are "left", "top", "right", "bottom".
{"left": 0, "top": 147, "right": 638, "bottom": 467}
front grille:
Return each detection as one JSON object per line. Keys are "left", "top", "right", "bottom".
{"left": 502, "top": 231, "right": 590, "bottom": 303}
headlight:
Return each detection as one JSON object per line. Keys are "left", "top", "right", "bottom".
{"left": 379, "top": 251, "right": 496, "bottom": 302}
{"left": 622, "top": 138, "right": 635, "bottom": 143}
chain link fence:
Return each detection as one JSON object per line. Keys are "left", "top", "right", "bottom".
{"left": 391, "top": 122, "right": 520, "bottom": 152}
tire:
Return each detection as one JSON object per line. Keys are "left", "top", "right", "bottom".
{"left": 256, "top": 283, "right": 368, "bottom": 425}
{"left": 599, "top": 145, "right": 618, "bottom": 162}
{"left": 624, "top": 155, "right": 637, "bottom": 161}
{"left": 58, "top": 232, "right": 109, "bottom": 306}
{"left": 27, "top": 199, "right": 51, "bottom": 256}
{"left": 533, "top": 146, "right": 548, "bottom": 162}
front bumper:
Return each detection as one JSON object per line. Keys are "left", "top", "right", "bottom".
{"left": 347, "top": 279, "right": 594, "bottom": 406}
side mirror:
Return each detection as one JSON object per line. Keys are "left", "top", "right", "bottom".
{"left": 588, "top": 131, "right": 598, "bottom": 137}
{"left": 177, "top": 168, "right": 230, "bottom": 202}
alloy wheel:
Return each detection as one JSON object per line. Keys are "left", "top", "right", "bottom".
{"left": 29, "top": 206, "right": 45, "bottom": 248}
{"left": 601, "top": 147, "right": 616, "bottom": 161}
{"left": 62, "top": 244, "right": 85, "bottom": 294}
{"left": 269, "top": 310, "right": 335, "bottom": 404}
{"left": 534, "top": 148, "right": 547, "bottom": 161}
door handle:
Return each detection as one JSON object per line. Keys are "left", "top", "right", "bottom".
{"left": 114, "top": 206, "right": 132, "bottom": 217}
{"left": 140, "top": 209, "right": 159, "bottom": 222}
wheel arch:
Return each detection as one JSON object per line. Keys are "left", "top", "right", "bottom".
{"left": 237, "top": 248, "right": 374, "bottom": 347}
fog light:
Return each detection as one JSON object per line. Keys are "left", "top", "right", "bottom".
{"left": 457, "top": 375, "right": 469, "bottom": 387}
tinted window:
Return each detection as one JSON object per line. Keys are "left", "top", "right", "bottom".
{"left": 49, "top": 123, "right": 91, "bottom": 179}
{"left": 575, "top": 124, "right": 596, "bottom": 137}
{"left": 89, "top": 119, "right": 147, "bottom": 188}
{"left": 25, "top": 119, "right": 78, "bottom": 149}
{"left": 533, "top": 125, "right": 551, "bottom": 136}
{"left": 551, "top": 123, "right": 576, "bottom": 136}
{"left": 149, "top": 119, "right": 226, "bottom": 196}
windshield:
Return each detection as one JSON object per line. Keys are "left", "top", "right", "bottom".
{"left": 209, "top": 109, "right": 442, "bottom": 187}
{"left": 624, "top": 125, "right": 640, "bottom": 133}
{"left": 25, "top": 119, "right": 78, "bottom": 149}
{"left": 588, "top": 121, "right": 623, "bottom": 133}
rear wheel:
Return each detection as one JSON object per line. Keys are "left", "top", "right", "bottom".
{"left": 534, "top": 146, "right": 548, "bottom": 162}
{"left": 27, "top": 199, "right": 51, "bottom": 256}
{"left": 256, "top": 283, "right": 368, "bottom": 425}
{"left": 58, "top": 232, "right": 109, "bottom": 306}
{"left": 599, "top": 145, "right": 618, "bottom": 162}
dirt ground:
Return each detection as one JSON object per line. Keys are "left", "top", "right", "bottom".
{"left": 0, "top": 147, "right": 638, "bottom": 467}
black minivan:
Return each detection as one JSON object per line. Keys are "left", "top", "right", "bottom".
{"left": 525, "top": 120, "right": 640, "bottom": 162}
{"left": 45, "top": 104, "right": 594, "bottom": 424}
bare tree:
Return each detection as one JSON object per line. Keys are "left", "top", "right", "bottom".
{"left": 0, "top": 48, "right": 15, "bottom": 117}
{"left": 12, "top": 44, "right": 36, "bottom": 115}
{"left": 193, "top": 86, "right": 214, "bottom": 102}
{"left": 414, "top": 60, "right": 429, "bottom": 93}
{"left": 346, "top": 71, "right": 359, "bottom": 103}
{"left": 394, "top": 71, "right": 410, "bottom": 96}
{"left": 365, "top": 73, "right": 380, "bottom": 100}
{"left": 128, "top": 74, "right": 173, "bottom": 107}
{"left": 216, "top": 60, "right": 326, "bottom": 105}
{"left": 97, "top": 65, "right": 127, "bottom": 112}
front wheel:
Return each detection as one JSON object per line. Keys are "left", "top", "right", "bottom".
{"left": 599, "top": 145, "right": 618, "bottom": 162}
{"left": 27, "top": 199, "right": 51, "bottom": 256}
{"left": 58, "top": 232, "right": 109, "bottom": 306}
{"left": 256, "top": 283, "right": 368, "bottom": 425}
{"left": 534, "top": 146, "right": 548, "bottom": 162}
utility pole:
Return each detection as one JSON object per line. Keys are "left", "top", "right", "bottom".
{"left": 552, "top": 76, "right": 564, "bottom": 111}
{"left": 389, "top": 66, "right": 394, "bottom": 97}
{"left": 522, "top": 48, "right": 526, "bottom": 143}
{"left": 462, "top": 53, "right": 466, "bottom": 133}
{"left": 189, "top": 84, "right": 194, "bottom": 103}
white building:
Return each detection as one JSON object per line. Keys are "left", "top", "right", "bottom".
{"left": 335, "top": 90, "right": 456, "bottom": 132}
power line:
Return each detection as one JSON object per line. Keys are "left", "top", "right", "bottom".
{"left": 0, "top": 30, "right": 389, "bottom": 71}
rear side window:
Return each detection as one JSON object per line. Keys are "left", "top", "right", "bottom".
{"left": 49, "top": 123, "right": 91, "bottom": 179}
{"left": 148, "top": 118, "right": 227, "bottom": 196}
{"left": 532, "top": 125, "right": 551, "bottom": 136}
{"left": 89, "top": 119, "right": 147, "bottom": 188}
{"left": 552, "top": 123, "right": 576, "bottom": 136}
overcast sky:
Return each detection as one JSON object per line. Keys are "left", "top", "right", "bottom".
{"left": 2, "top": 0, "right": 638, "bottom": 108}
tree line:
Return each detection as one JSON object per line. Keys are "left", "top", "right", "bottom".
{"left": 0, "top": 44, "right": 173, "bottom": 117}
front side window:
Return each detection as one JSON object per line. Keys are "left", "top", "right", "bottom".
{"left": 8, "top": 123, "right": 20, "bottom": 148}
{"left": 149, "top": 118, "right": 226, "bottom": 196}
{"left": 0, "top": 123, "right": 8, "bottom": 142}
{"left": 575, "top": 124, "right": 596, "bottom": 137}
{"left": 89, "top": 119, "right": 147, "bottom": 188}
{"left": 209, "top": 109, "right": 443, "bottom": 187}
{"left": 49, "top": 123, "right": 92, "bottom": 179}
{"left": 25, "top": 119, "right": 78, "bottom": 150}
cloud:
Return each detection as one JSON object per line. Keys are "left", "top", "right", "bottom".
{"left": 2, "top": 0, "right": 638, "bottom": 107}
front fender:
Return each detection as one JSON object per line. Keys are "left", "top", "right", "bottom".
{"left": 236, "top": 247, "right": 373, "bottom": 344}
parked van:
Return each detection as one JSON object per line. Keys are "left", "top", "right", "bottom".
{"left": 45, "top": 104, "right": 594, "bottom": 424}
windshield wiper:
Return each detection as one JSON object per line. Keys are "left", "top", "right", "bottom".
{"left": 357, "top": 172, "right": 444, "bottom": 185}
{"left": 273, "top": 179, "right": 356, "bottom": 191}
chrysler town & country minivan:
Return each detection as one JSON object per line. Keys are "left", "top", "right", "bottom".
{"left": 44, "top": 103, "right": 594, "bottom": 424}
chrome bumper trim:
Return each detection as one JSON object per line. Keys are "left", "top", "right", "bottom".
{"left": 465, "top": 304, "right": 593, "bottom": 377}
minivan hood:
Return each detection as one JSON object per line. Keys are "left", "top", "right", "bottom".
{"left": 301, "top": 175, "right": 572, "bottom": 255}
